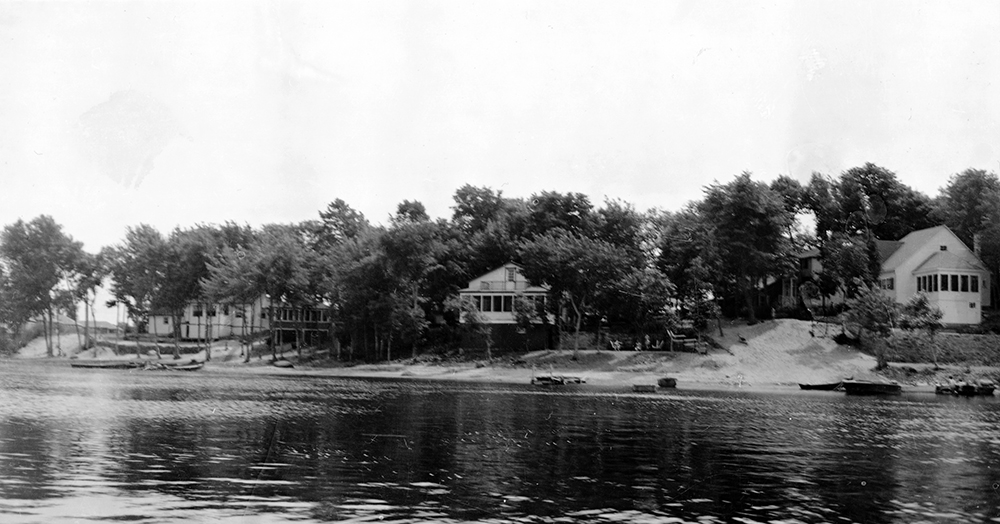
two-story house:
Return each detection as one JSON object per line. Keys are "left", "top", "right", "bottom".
{"left": 457, "top": 262, "right": 553, "bottom": 351}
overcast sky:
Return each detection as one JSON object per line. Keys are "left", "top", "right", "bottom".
{"left": 3, "top": 0, "right": 999, "bottom": 257}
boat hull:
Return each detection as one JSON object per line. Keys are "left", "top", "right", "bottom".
{"left": 657, "top": 377, "right": 677, "bottom": 388}
{"left": 799, "top": 382, "right": 843, "bottom": 391}
{"left": 842, "top": 380, "right": 901, "bottom": 395}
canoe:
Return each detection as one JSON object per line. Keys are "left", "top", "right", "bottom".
{"left": 170, "top": 362, "right": 204, "bottom": 371}
{"left": 272, "top": 359, "right": 294, "bottom": 368}
{"left": 842, "top": 380, "right": 901, "bottom": 395}
{"left": 632, "top": 384, "right": 657, "bottom": 393}
{"left": 799, "top": 382, "right": 844, "bottom": 391}
{"left": 70, "top": 360, "right": 140, "bottom": 369}
{"left": 657, "top": 377, "right": 677, "bottom": 388}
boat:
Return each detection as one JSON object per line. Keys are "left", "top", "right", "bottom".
{"left": 272, "top": 359, "right": 294, "bottom": 368}
{"left": 657, "top": 377, "right": 677, "bottom": 388}
{"left": 632, "top": 384, "right": 657, "bottom": 393}
{"left": 936, "top": 380, "right": 995, "bottom": 396}
{"left": 841, "top": 380, "right": 902, "bottom": 395}
{"left": 799, "top": 382, "right": 844, "bottom": 391}
{"left": 531, "top": 375, "right": 586, "bottom": 386}
{"left": 70, "top": 360, "right": 140, "bottom": 369}
{"left": 169, "top": 362, "right": 204, "bottom": 371}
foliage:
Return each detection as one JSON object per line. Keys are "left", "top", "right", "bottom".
{"left": 700, "top": 172, "right": 793, "bottom": 322}
{"left": 898, "top": 292, "right": 944, "bottom": 367}
{"left": 842, "top": 280, "right": 899, "bottom": 369}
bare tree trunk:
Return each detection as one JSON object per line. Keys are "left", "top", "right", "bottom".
{"left": 150, "top": 313, "right": 162, "bottom": 359}
{"left": 83, "top": 300, "right": 90, "bottom": 351}
{"left": 172, "top": 311, "right": 181, "bottom": 360}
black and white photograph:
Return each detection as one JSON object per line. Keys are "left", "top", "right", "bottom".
{"left": 2, "top": 1, "right": 1000, "bottom": 522}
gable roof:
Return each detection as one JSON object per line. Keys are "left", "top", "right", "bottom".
{"left": 876, "top": 240, "right": 903, "bottom": 263}
{"left": 912, "top": 250, "right": 988, "bottom": 273}
{"left": 881, "top": 225, "right": 952, "bottom": 272}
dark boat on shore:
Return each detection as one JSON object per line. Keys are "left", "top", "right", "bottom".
{"left": 657, "top": 377, "right": 677, "bottom": 388}
{"left": 531, "top": 375, "right": 586, "bottom": 386}
{"left": 841, "top": 380, "right": 902, "bottom": 395}
{"left": 935, "top": 380, "right": 995, "bottom": 396}
{"left": 70, "top": 360, "right": 140, "bottom": 369}
{"left": 799, "top": 381, "right": 844, "bottom": 391}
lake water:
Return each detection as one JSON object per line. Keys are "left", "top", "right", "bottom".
{"left": 1, "top": 360, "right": 999, "bottom": 523}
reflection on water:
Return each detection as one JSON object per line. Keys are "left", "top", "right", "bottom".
{"left": 1, "top": 360, "right": 998, "bottom": 523}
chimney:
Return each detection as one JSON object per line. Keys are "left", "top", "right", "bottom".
{"left": 974, "top": 233, "right": 982, "bottom": 257}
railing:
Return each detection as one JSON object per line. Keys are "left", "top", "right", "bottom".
{"left": 477, "top": 280, "right": 531, "bottom": 291}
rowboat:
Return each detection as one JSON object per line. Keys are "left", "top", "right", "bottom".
{"left": 935, "top": 380, "right": 995, "bottom": 396}
{"left": 657, "top": 377, "right": 677, "bottom": 388}
{"left": 531, "top": 375, "right": 586, "bottom": 386}
{"left": 841, "top": 380, "right": 902, "bottom": 395}
{"left": 632, "top": 384, "right": 657, "bottom": 393}
{"left": 799, "top": 382, "right": 844, "bottom": 391}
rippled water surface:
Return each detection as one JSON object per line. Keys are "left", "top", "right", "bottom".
{"left": 1, "top": 360, "right": 999, "bottom": 523}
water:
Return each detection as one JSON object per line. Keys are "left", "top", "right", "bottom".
{"left": 1, "top": 360, "right": 999, "bottom": 523}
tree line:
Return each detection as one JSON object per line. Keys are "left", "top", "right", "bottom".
{"left": 2, "top": 163, "right": 999, "bottom": 359}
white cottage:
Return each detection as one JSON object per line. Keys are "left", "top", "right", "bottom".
{"left": 458, "top": 262, "right": 550, "bottom": 324}
{"left": 878, "top": 226, "right": 991, "bottom": 325}
{"left": 457, "top": 262, "right": 553, "bottom": 351}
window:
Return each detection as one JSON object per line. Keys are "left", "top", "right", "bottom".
{"left": 235, "top": 307, "right": 244, "bottom": 319}
{"left": 886, "top": 278, "right": 894, "bottom": 290}
{"left": 972, "top": 276, "right": 979, "bottom": 293}
{"left": 951, "top": 275, "right": 959, "bottom": 291}
{"left": 918, "top": 276, "right": 924, "bottom": 292}
{"left": 961, "top": 275, "right": 969, "bottom": 292}
{"left": 222, "top": 305, "right": 229, "bottom": 316}
{"left": 193, "top": 305, "right": 203, "bottom": 317}
{"left": 933, "top": 274, "right": 938, "bottom": 292}
{"left": 493, "top": 296, "right": 502, "bottom": 312}
{"left": 163, "top": 317, "right": 169, "bottom": 324}
{"left": 506, "top": 268, "right": 516, "bottom": 282}
{"left": 261, "top": 311, "right": 267, "bottom": 319}
{"left": 941, "top": 274, "right": 949, "bottom": 291}
{"left": 503, "top": 296, "right": 513, "bottom": 312}
{"left": 482, "top": 296, "right": 492, "bottom": 312}
{"left": 940, "top": 245, "right": 948, "bottom": 251}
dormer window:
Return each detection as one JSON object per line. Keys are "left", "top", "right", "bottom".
{"left": 506, "top": 268, "right": 516, "bottom": 282}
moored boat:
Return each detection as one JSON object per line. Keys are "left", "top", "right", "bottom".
{"left": 936, "top": 380, "right": 996, "bottom": 396}
{"left": 70, "top": 360, "right": 140, "bottom": 369}
{"left": 632, "top": 384, "right": 657, "bottom": 393}
{"left": 841, "top": 380, "right": 902, "bottom": 395}
{"left": 657, "top": 377, "right": 677, "bottom": 388}
{"left": 531, "top": 375, "right": 586, "bottom": 386}
{"left": 799, "top": 381, "right": 844, "bottom": 391}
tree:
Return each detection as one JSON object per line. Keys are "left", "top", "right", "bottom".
{"left": 899, "top": 292, "right": 944, "bottom": 369}
{"left": 656, "top": 207, "right": 719, "bottom": 318}
{"left": 700, "top": 173, "right": 793, "bottom": 322}
{"left": 519, "top": 229, "right": 626, "bottom": 358}
{"left": 0, "top": 216, "right": 85, "bottom": 357}
{"left": 842, "top": 280, "right": 898, "bottom": 369}
{"left": 451, "top": 185, "right": 508, "bottom": 234}
{"left": 319, "top": 199, "right": 370, "bottom": 245}
{"left": 932, "top": 169, "right": 1000, "bottom": 245}
{"left": 107, "top": 224, "right": 168, "bottom": 358}
{"left": 512, "top": 294, "right": 539, "bottom": 352}
{"left": 838, "top": 163, "right": 935, "bottom": 240}
{"left": 445, "top": 295, "right": 493, "bottom": 359}
{"left": 524, "top": 191, "right": 594, "bottom": 239}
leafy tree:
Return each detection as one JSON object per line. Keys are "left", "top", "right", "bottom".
{"left": 451, "top": 185, "right": 508, "bottom": 234}
{"left": 821, "top": 233, "right": 878, "bottom": 298}
{"left": 0, "top": 216, "right": 85, "bottom": 357}
{"left": 519, "top": 229, "right": 626, "bottom": 358}
{"left": 932, "top": 169, "right": 1000, "bottom": 245}
{"left": 899, "top": 292, "right": 944, "bottom": 368}
{"left": 656, "top": 207, "right": 719, "bottom": 317}
{"left": 804, "top": 172, "right": 844, "bottom": 241}
{"left": 700, "top": 173, "right": 793, "bottom": 322}
{"left": 445, "top": 295, "right": 492, "bottom": 359}
{"left": 253, "top": 224, "right": 310, "bottom": 360}
{"left": 512, "top": 294, "right": 539, "bottom": 352}
{"left": 604, "top": 267, "right": 674, "bottom": 338}
{"left": 838, "top": 163, "right": 934, "bottom": 240}
{"left": 524, "top": 191, "right": 594, "bottom": 239}
{"left": 107, "top": 224, "right": 169, "bottom": 358}
{"left": 318, "top": 199, "right": 370, "bottom": 246}
{"left": 843, "top": 280, "right": 898, "bottom": 369}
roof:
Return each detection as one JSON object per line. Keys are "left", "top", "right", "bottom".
{"left": 876, "top": 240, "right": 903, "bottom": 263}
{"left": 913, "top": 250, "right": 988, "bottom": 274}
{"left": 881, "top": 225, "right": 951, "bottom": 272}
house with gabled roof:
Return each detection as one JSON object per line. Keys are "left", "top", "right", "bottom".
{"left": 457, "top": 262, "right": 553, "bottom": 350}
{"left": 878, "top": 225, "right": 991, "bottom": 325}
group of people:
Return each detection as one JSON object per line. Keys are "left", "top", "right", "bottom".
{"left": 608, "top": 334, "right": 665, "bottom": 352}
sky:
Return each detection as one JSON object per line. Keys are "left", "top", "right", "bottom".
{"left": 2, "top": 1, "right": 1000, "bottom": 316}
